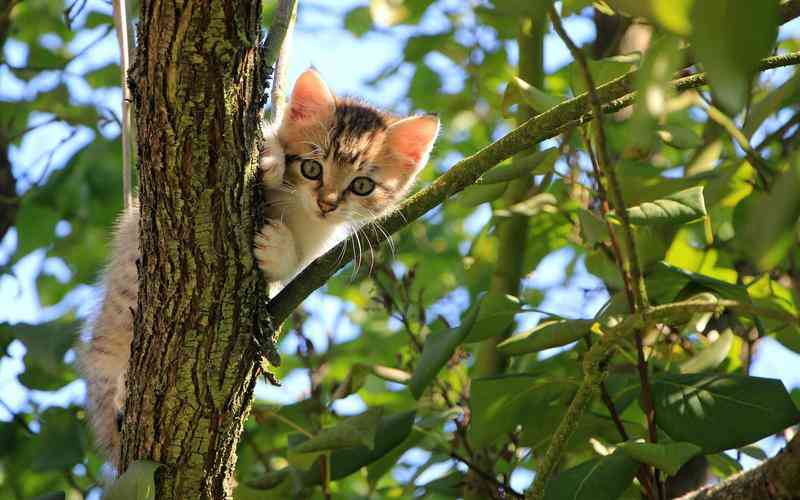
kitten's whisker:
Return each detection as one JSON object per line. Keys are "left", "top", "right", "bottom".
{"left": 352, "top": 224, "right": 365, "bottom": 280}
{"left": 349, "top": 206, "right": 395, "bottom": 261}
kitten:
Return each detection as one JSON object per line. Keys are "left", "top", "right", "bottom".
{"left": 78, "top": 68, "right": 440, "bottom": 465}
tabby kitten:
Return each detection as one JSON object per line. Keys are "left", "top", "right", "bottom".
{"left": 78, "top": 68, "right": 440, "bottom": 464}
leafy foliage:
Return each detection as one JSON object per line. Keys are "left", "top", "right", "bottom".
{"left": 1, "top": 0, "right": 800, "bottom": 499}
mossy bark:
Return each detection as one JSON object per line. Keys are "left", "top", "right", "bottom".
{"left": 122, "top": 1, "right": 265, "bottom": 498}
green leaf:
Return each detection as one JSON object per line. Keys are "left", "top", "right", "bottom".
{"left": 7, "top": 321, "right": 80, "bottom": 391}
{"left": 105, "top": 460, "right": 163, "bottom": 500}
{"left": 31, "top": 408, "right": 84, "bottom": 471}
{"left": 409, "top": 304, "right": 479, "bottom": 399}
{"left": 469, "top": 374, "right": 569, "bottom": 446}
{"left": 690, "top": 0, "right": 780, "bottom": 113}
{"left": 543, "top": 451, "right": 638, "bottom": 500}
{"left": 302, "top": 411, "right": 416, "bottom": 484}
{"left": 14, "top": 199, "right": 60, "bottom": 258}
{"left": 739, "top": 445, "right": 768, "bottom": 461}
{"left": 84, "top": 63, "right": 120, "bottom": 88}
{"left": 502, "top": 76, "right": 566, "bottom": 116}
{"left": 743, "top": 72, "right": 800, "bottom": 137}
{"left": 84, "top": 10, "right": 112, "bottom": 28}
{"left": 494, "top": 193, "right": 557, "bottom": 218}
{"left": 679, "top": 329, "right": 734, "bottom": 374}
{"left": 463, "top": 292, "right": 520, "bottom": 343}
{"left": 651, "top": 0, "right": 694, "bottom": 35}
{"left": 478, "top": 148, "right": 559, "bottom": 184}
{"left": 578, "top": 209, "right": 609, "bottom": 246}
{"left": 707, "top": 452, "right": 743, "bottom": 476}
{"left": 366, "top": 427, "right": 424, "bottom": 485}
{"left": 628, "top": 35, "right": 684, "bottom": 149}
{"left": 291, "top": 407, "right": 383, "bottom": 455}
{"left": 657, "top": 125, "right": 704, "bottom": 150}
{"left": 617, "top": 441, "right": 702, "bottom": 476}
{"left": 344, "top": 6, "right": 372, "bottom": 37}
{"left": 562, "top": 0, "right": 593, "bottom": 16}
{"left": 741, "top": 160, "right": 800, "bottom": 270}
{"left": 647, "top": 261, "right": 750, "bottom": 304}
{"left": 404, "top": 33, "right": 451, "bottom": 62}
{"left": 570, "top": 54, "right": 637, "bottom": 96}
{"left": 652, "top": 373, "right": 800, "bottom": 453}
{"left": 409, "top": 62, "right": 441, "bottom": 109}
{"left": 457, "top": 182, "right": 508, "bottom": 207}
{"left": 497, "top": 319, "right": 593, "bottom": 356}
{"left": 625, "top": 186, "right": 707, "bottom": 226}
{"left": 245, "top": 467, "right": 291, "bottom": 490}
{"left": 489, "top": 0, "right": 553, "bottom": 18}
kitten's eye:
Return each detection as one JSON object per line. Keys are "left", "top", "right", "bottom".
{"left": 350, "top": 176, "right": 375, "bottom": 196}
{"left": 300, "top": 159, "right": 323, "bottom": 180}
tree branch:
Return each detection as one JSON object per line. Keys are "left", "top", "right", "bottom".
{"left": 265, "top": 50, "right": 800, "bottom": 328}
{"left": 677, "top": 433, "right": 800, "bottom": 500}
{"left": 261, "top": 0, "right": 297, "bottom": 115}
{"left": 111, "top": 0, "right": 134, "bottom": 209}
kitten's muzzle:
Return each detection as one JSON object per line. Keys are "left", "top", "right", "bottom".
{"left": 317, "top": 199, "right": 338, "bottom": 215}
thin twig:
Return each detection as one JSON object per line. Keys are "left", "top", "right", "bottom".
{"left": 755, "top": 111, "right": 800, "bottom": 152}
{"left": 268, "top": 0, "right": 297, "bottom": 123}
{"left": 451, "top": 451, "right": 525, "bottom": 500}
{"left": 263, "top": 0, "right": 298, "bottom": 122}
{"left": 112, "top": 0, "right": 133, "bottom": 209}
{"left": 704, "top": 103, "right": 772, "bottom": 187}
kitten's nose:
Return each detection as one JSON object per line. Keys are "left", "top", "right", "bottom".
{"left": 317, "top": 199, "right": 337, "bottom": 214}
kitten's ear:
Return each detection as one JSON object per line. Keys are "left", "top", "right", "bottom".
{"left": 385, "top": 114, "right": 440, "bottom": 169}
{"left": 284, "top": 68, "right": 335, "bottom": 125}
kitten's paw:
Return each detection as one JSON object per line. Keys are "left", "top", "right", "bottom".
{"left": 259, "top": 129, "right": 286, "bottom": 189}
{"left": 254, "top": 220, "right": 298, "bottom": 281}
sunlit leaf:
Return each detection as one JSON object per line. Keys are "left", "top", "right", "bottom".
{"left": 470, "top": 374, "right": 569, "bottom": 446}
{"left": 625, "top": 186, "right": 707, "bottom": 226}
{"left": 478, "top": 148, "right": 559, "bottom": 184}
{"left": 463, "top": 292, "right": 520, "bottom": 343}
{"left": 617, "top": 440, "right": 702, "bottom": 476}
{"left": 652, "top": 373, "right": 800, "bottom": 453}
{"left": 502, "top": 76, "right": 565, "bottom": 116}
{"left": 543, "top": 451, "right": 638, "bottom": 500}
{"left": 690, "top": 0, "right": 780, "bottom": 113}
{"left": 344, "top": 6, "right": 372, "bottom": 37}
{"left": 409, "top": 304, "right": 479, "bottom": 399}
{"left": 497, "top": 319, "right": 593, "bottom": 356}
{"left": 679, "top": 329, "right": 734, "bottom": 374}
{"left": 303, "top": 411, "right": 416, "bottom": 484}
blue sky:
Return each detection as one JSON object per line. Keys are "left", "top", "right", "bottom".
{"left": 1, "top": 0, "right": 799, "bottom": 492}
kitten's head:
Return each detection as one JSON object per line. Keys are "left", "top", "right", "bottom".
{"left": 276, "top": 69, "right": 439, "bottom": 225}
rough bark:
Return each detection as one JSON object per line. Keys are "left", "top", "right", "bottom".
{"left": 122, "top": 1, "right": 266, "bottom": 498}
{"left": 677, "top": 434, "right": 800, "bottom": 500}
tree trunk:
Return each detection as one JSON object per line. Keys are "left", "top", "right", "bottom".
{"left": 122, "top": 1, "right": 266, "bottom": 497}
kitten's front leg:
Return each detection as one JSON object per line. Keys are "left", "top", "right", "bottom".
{"left": 259, "top": 125, "right": 286, "bottom": 189}
{"left": 254, "top": 219, "right": 299, "bottom": 282}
